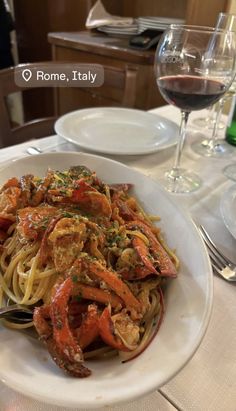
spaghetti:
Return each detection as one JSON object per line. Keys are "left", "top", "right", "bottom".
{"left": 0, "top": 165, "right": 179, "bottom": 377}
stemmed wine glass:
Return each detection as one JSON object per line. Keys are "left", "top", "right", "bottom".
{"left": 192, "top": 102, "right": 226, "bottom": 130}
{"left": 192, "top": 13, "right": 236, "bottom": 158}
{"left": 154, "top": 25, "right": 236, "bottom": 193}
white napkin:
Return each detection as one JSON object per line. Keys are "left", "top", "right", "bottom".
{"left": 86, "top": 0, "right": 133, "bottom": 29}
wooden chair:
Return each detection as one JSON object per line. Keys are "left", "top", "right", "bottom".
{"left": 0, "top": 62, "right": 138, "bottom": 148}
{"left": 0, "top": 63, "right": 57, "bottom": 148}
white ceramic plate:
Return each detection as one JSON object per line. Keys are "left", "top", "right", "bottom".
{"left": 220, "top": 184, "right": 236, "bottom": 239}
{"left": 54, "top": 108, "right": 179, "bottom": 155}
{"left": 0, "top": 152, "right": 213, "bottom": 408}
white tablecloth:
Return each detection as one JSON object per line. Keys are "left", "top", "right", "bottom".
{"left": 0, "top": 105, "right": 236, "bottom": 411}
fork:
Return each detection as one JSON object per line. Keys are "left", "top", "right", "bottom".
{"left": 199, "top": 225, "right": 236, "bottom": 282}
{"left": 0, "top": 304, "right": 34, "bottom": 323}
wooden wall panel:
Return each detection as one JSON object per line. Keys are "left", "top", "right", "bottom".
{"left": 12, "top": 0, "right": 230, "bottom": 121}
{"left": 13, "top": 0, "right": 94, "bottom": 62}
{"left": 185, "top": 0, "right": 229, "bottom": 26}
{"left": 121, "top": 0, "right": 187, "bottom": 19}
{"left": 13, "top": 0, "right": 96, "bottom": 120}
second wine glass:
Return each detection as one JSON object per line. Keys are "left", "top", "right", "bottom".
{"left": 192, "top": 13, "right": 236, "bottom": 158}
{"left": 154, "top": 25, "right": 236, "bottom": 193}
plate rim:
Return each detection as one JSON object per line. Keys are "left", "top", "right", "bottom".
{"left": 0, "top": 151, "right": 213, "bottom": 408}
{"left": 54, "top": 107, "right": 179, "bottom": 155}
{"left": 220, "top": 183, "right": 236, "bottom": 239}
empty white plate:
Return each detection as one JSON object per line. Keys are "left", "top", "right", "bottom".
{"left": 55, "top": 107, "right": 179, "bottom": 155}
{"left": 220, "top": 184, "right": 236, "bottom": 239}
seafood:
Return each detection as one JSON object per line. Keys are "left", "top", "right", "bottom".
{"left": 0, "top": 165, "right": 179, "bottom": 377}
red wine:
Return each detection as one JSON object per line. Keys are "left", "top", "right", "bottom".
{"left": 157, "top": 75, "right": 226, "bottom": 111}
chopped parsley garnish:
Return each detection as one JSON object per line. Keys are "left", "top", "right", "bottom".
{"left": 62, "top": 212, "right": 74, "bottom": 218}
{"left": 75, "top": 293, "right": 83, "bottom": 302}
{"left": 72, "top": 275, "right": 78, "bottom": 283}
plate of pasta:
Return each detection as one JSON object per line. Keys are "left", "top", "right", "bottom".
{"left": 0, "top": 152, "right": 213, "bottom": 408}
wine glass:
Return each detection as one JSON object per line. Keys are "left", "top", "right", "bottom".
{"left": 192, "top": 13, "right": 236, "bottom": 158}
{"left": 192, "top": 103, "right": 226, "bottom": 130}
{"left": 154, "top": 25, "right": 236, "bottom": 193}
{"left": 223, "top": 96, "right": 236, "bottom": 180}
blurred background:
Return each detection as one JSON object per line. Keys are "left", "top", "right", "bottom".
{"left": 2, "top": 0, "right": 236, "bottom": 128}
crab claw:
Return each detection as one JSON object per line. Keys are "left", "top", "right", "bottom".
{"left": 75, "top": 304, "right": 100, "bottom": 349}
{"left": 48, "top": 179, "right": 112, "bottom": 218}
{"left": 49, "top": 277, "right": 91, "bottom": 377}
{"left": 71, "top": 180, "right": 112, "bottom": 217}
{"left": 34, "top": 304, "right": 91, "bottom": 378}
{"left": 99, "top": 306, "right": 131, "bottom": 352}
{"left": 72, "top": 282, "right": 124, "bottom": 309}
{"left": 132, "top": 236, "right": 158, "bottom": 275}
{"left": 80, "top": 258, "right": 142, "bottom": 314}
{"left": 0, "top": 216, "right": 14, "bottom": 231}
{"left": 126, "top": 221, "right": 177, "bottom": 277}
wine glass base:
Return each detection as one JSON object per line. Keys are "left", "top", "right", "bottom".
{"left": 192, "top": 117, "right": 225, "bottom": 130}
{"left": 191, "top": 139, "right": 234, "bottom": 158}
{"left": 223, "top": 164, "right": 236, "bottom": 181}
{"left": 159, "top": 168, "right": 202, "bottom": 194}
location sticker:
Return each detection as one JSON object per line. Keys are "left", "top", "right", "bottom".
{"left": 22, "top": 69, "right": 32, "bottom": 82}
{"left": 15, "top": 63, "right": 104, "bottom": 87}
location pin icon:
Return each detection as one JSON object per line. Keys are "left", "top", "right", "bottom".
{"left": 22, "top": 69, "right": 32, "bottom": 82}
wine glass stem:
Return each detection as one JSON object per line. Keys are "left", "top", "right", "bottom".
{"left": 207, "top": 104, "right": 216, "bottom": 123}
{"left": 172, "top": 110, "right": 189, "bottom": 174}
{"left": 208, "top": 99, "right": 224, "bottom": 149}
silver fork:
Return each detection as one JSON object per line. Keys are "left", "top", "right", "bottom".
{"left": 199, "top": 225, "right": 236, "bottom": 282}
{"left": 0, "top": 305, "right": 38, "bottom": 339}
{"left": 0, "top": 304, "right": 33, "bottom": 323}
